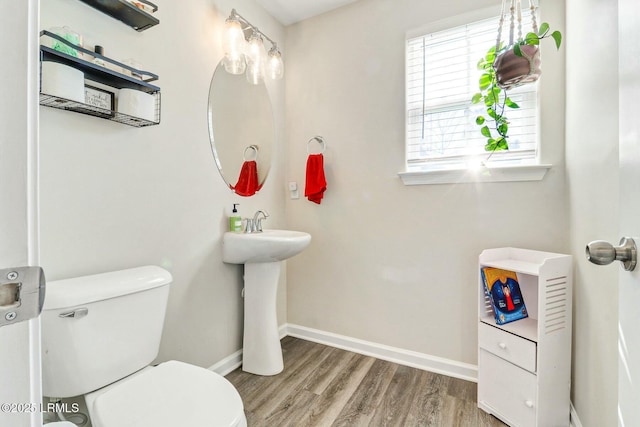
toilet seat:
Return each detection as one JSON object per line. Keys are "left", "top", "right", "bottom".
{"left": 88, "top": 361, "right": 246, "bottom": 427}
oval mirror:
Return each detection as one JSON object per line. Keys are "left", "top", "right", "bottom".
{"left": 207, "top": 61, "right": 275, "bottom": 196}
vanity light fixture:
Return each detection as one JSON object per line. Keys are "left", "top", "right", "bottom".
{"left": 222, "top": 9, "right": 284, "bottom": 84}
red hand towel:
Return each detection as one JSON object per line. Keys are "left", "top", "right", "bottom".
{"left": 304, "top": 153, "right": 326, "bottom": 204}
{"left": 233, "top": 160, "right": 259, "bottom": 197}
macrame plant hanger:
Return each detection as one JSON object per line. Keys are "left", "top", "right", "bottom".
{"left": 493, "top": 0, "right": 542, "bottom": 90}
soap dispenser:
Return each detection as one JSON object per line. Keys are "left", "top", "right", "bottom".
{"left": 229, "top": 204, "right": 242, "bottom": 232}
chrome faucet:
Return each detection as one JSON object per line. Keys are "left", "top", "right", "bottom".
{"left": 244, "top": 210, "right": 269, "bottom": 233}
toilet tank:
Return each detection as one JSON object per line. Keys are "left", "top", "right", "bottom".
{"left": 41, "top": 266, "right": 172, "bottom": 398}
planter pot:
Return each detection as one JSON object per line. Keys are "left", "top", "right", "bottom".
{"left": 493, "top": 45, "right": 541, "bottom": 90}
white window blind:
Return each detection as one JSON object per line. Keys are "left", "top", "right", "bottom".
{"left": 406, "top": 16, "right": 538, "bottom": 170}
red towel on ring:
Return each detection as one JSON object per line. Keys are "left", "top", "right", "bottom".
{"left": 305, "top": 154, "right": 326, "bottom": 204}
{"left": 233, "top": 160, "right": 259, "bottom": 196}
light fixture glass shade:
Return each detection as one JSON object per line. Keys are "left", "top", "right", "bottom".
{"left": 267, "top": 46, "right": 284, "bottom": 80}
{"left": 245, "top": 31, "right": 266, "bottom": 85}
{"left": 223, "top": 54, "right": 246, "bottom": 75}
{"left": 222, "top": 17, "right": 246, "bottom": 75}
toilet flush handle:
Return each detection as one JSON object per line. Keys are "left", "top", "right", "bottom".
{"left": 59, "top": 307, "right": 88, "bottom": 319}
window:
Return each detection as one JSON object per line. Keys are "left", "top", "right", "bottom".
{"left": 405, "top": 15, "right": 539, "bottom": 172}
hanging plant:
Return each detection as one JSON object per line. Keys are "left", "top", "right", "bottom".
{"left": 471, "top": 10, "right": 562, "bottom": 152}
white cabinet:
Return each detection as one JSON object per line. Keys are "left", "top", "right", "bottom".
{"left": 477, "top": 248, "right": 572, "bottom": 427}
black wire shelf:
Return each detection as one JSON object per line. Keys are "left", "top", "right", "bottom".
{"left": 76, "top": 0, "right": 159, "bottom": 32}
{"left": 40, "top": 93, "right": 160, "bottom": 128}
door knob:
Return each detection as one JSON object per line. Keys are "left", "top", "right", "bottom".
{"left": 586, "top": 237, "right": 637, "bottom": 271}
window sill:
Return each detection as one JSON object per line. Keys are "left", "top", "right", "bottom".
{"left": 398, "top": 164, "right": 551, "bottom": 186}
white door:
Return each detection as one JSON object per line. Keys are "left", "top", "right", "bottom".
{"left": 617, "top": 0, "right": 640, "bottom": 425}
{"left": 0, "top": 1, "right": 42, "bottom": 427}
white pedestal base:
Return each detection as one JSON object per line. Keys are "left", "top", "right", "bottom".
{"left": 242, "top": 262, "right": 283, "bottom": 376}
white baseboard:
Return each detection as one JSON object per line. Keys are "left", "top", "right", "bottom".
{"left": 208, "top": 348, "right": 243, "bottom": 376}
{"left": 284, "top": 323, "right": 478, "bottom": 382}
{"left": 208, "top": 324, "right": 476, "bottom": 381}
{"left": 570, "top": 403, "right": 583, "bottom": 427}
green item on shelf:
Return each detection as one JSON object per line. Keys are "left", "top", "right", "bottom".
{"left": 50, "top": 27, "right": 82, "bottom": 57}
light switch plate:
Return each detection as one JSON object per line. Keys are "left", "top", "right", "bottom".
{"left": 288, "top": 181, "right": 299, "bottom": 199}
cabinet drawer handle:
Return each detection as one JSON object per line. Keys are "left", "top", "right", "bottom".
{"left": 498, "top": 342, "right": 507, "bottom": 349}
{"left": 524, "top": 400, "right": 534, "bottom": 408}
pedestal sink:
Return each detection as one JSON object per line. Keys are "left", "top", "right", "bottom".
{"left": 223, "top": 229, "right": 311, "bottom": 375}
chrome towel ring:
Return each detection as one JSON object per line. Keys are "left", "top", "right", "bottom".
{"left": 243, "top": 144, "right": 259, "bottom": 161}
{"left": 307, "top": 136, "right": 326, "bottom": 154}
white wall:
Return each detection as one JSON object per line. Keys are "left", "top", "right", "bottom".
{"left": 285, "top": 0, "right": 567, "bottom": 365}
{"left": 39, "top": 0, "right": 287, "bottom": 368}
{"left": 565, "top": 0, "right": 619, "bottom": 425}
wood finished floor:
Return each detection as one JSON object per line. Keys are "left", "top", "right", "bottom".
{"left": 226, "top": 337, "right": 506, "bottom": 427}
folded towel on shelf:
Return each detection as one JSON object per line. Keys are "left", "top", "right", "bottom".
{"left": 233, "top": 160, "right": 259, "bottom": 197}
{"left": 305, "top": 153, "right": 326, "bottom": 204}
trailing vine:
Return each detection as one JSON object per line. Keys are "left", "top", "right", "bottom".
{"left": 471, "top": 22, "right": 562, "bottom": 152}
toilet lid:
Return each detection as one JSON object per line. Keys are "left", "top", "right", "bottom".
{"left": 90, "top": 361, "right": 245, "bottom": 427}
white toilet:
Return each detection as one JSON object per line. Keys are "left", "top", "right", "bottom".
{"left": 41, "top": 266, "right": 247, "bottom": 427}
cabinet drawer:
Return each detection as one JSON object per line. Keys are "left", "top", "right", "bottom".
{"left": 478, "top": 349, "right": 537, "bottom": 427}
{"left": 479, "top": 322, "right": 536, "bottom": 372}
